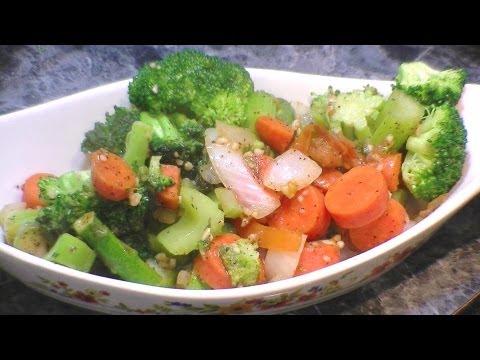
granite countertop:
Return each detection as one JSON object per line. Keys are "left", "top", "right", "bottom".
{"left": 1, "top": 45, "right": 479, "bottom": 315}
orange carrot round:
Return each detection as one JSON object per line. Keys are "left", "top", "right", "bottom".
{"left": 324, "top": 166, "right": 389, "bottom": 229}
{"left": 22, "top": 173, "right": 55, "bottom": 209}
{"left": 255, "top": 116, "right": 295, "bottom": 153}
{"left": 381, "top": 153, "right": 402, "bottom": 192}
{"left": 268, "top": 185, "right": 331, "bottom": 240}
{"left": 157, "top": 165, "right": 181, "bottom": 210}
{"left": 349, "top": 199, "right": 408, "bottom": 252}
{"left": 294, "top": 241, "right": 340, "bottom": 276}
{"left": 91, "top": 149, "right": 137, "bottom": 201}
{"left": 193, "top": 233, "right": 239, "bottom": 289}
{"left": 312, "top": 168, "right": 343, "bottom": 193}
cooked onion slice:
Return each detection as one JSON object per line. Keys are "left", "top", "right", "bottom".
{"left": 265, "top": 234, "right": 307, "bottom": 282}
{"left": 263, "top": 149, "right": 322, "bottom": 197}
{"left": 206, "top": 143, "right": 280, "bottom": 219}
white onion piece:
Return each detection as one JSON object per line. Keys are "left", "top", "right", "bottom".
{"left": 204, "top": 128, "right": 218, "bottom": 147}
{"left": 291, "top": 101, "right": 310, "bottom": 118}
{"left": 263, "top": 149, "right": 322, "bottom": 193}
{"left": 265, "top": 234, "right": 307, "bottom": 282}
{"left": 199, "top": 161, "right": 222, "bottom": 184}
{"left": 216, "top": 121, "right": 256, "bottom": 149}
{"left": 206, "top": 143, "right": 280, "bottom": 219}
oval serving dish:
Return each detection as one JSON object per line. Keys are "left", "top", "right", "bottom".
{"left": 1, "top": 68, "right": 480, "bottom": 315}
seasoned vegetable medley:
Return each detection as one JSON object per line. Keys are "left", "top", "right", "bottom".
{"left": 0, "top": 50, "right": 467, "bottom": 289}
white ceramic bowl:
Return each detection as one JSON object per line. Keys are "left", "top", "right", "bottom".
{"left": 1, "top": 69, "right": 479, "bottom": 314}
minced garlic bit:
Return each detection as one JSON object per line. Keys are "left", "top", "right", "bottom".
{"left": 297, "top": 195, "right": 304, "bottom": 203}
{"left": 149, "top": 62, "right": 157, "bottom": 68}
{"left": 98, "top": 154, "right": 107, "bottom": 162}
{"left": 323, "top": 255, "right": 331, "bottom": 263}
{"left": 385, "top": 134, "right": 394, "bottom": 146}
{"left": 243, "top": 151, "right": 253, "bottom": 158}
{"left": 201, "top": 227, "right": 212, "bottom": 241}
{"left": 183, "top": 161, "right": 193, "bottom": 171}
{"left": 216, "top": 137, "right": 228, "bottom": 145}
{"left": 176, "top": 159, "right": 184, "bottom": 166}
{"left": 151, "top": 84, "right": 159, "bottom": 94}
{"left": 240, "top": 216, "right": 250, "bottom": 227}
{"left": 337, "top": 240, "right": 345, "bottom": 250}
{"left": 128, "top": 192, "right": 142, "bottom": 207}
{"left": 247, "top": 233, "right": 259, "bottom": 242}
{"left": 173, "top": 151, "right": 180, "bottom": 158}
{"left": 253, "top": 148, "right": 264, "bottom": 155}
{"left": 230, "top": 142, "right": 240, "bottom": 151}
{"left": 155, "top": 253, "right": 176, "bottom": 270}
{"left": 176, "top": 270, "right": 191, "bottom": 289}
{"left": 281, "top": 181, "right": 298, "bottom": 199}
{"left": 322, "top": 234, "right": 345, "bottom": 249}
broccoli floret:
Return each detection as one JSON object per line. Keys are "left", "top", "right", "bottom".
{"left": 218, "top": 238, "right": 260, "bottom": 287}
{"left": 81, "top": 106, "right": 140, "bottom": 156}
{"left": 395, "top": 62, "right": 467, "bottom": 106}
{"left": 128, "top": 50, "right": 254, "bottom": 128}
{"left": 311, "top": 86, "right": 385, "bottom": 143}
{"left": 143, "top": 156, "right": 174, "bottom": 193}
{"left": 37, "top": 171, "right": 96, "bottom": 236}
{"left": 140, "top": 112, "right": 204, "bottom": 175}
{"left": 401, "top": 104, "right": 467, "bottom": 201}
{"left": 95, "top": 182, "right": 152, "bottom": 237}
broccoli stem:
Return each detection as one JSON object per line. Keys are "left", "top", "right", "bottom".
{"left": 123, "top": 121, "right": 153, "bottom": 171}
{"left": 73, "top": 212, "right": 168, "bottom": 286}
{"left": 151, "top": 184, "right": 224, "bottom": 256}
{"left": 13, "top": 223, "right": 49, "bottom": 257}
{"left": 45, "top": 233, "right": 96, "bottom": 272}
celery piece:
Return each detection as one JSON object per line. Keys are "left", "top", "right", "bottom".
{"left": 275, "top": 98, "right": 295, "bottom": 125}
{"left": 2, "top": 208, "right": 39, "bottom": 245}
{"left": 73, "top": 212, "right": 168, "bottom": 286}
{"left": 124, "top": 121, "right": 153, "bottom": 170}
{"left": 152, "top": 186, "right": 224, "bottom": 256}
{"left": 13, "top": 223, "right": 49, "bottom": 257}
{"left": 45, "top": 233, "right": 96, "bottom": 272}
{"left": 371, "top": 89, "right": 425, "bottom": 152}
{"left": 245, "top": 91, "right": 277, "bottom": 132}
{"left": 185, "top": 271, "right": 211, "bottom": 290}
{"left": 214, "top": 187, "right": 243, "bottom": 219}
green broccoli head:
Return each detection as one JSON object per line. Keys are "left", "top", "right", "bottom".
{"left": 401, "top": 104, "right": 467, "bottom": 201}
{"left": 37, "top": 171, "right": 97, "bottom": 236}
{"left": 81, "top": 106, "right": 140, "bottom": 156}
{"left": 395, "top": 62, "right": 467, "bottom": 106}
{"left": 95, "top": 182, "right": 152, "bottom": 237}
{"left": 219, "top": 238, "right": 260, "bottom": 287}
{"left": 128, "top": 50, "right": 254, "bottom": 128}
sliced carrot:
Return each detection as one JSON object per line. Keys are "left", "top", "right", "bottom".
{"left": 91, "top": 149, "right": 137, "bottom": 201}
{"left": 236, "top": 219, "right": 303, "bottom": 252}
{"left": 255, "top": 116, "right": 295, "bottom": 153}
{"left": 324, "top": 166, "right": 389, "bottom": 229}
{"left": 193, "top": 233, "right": 239, "bottom": 289}
{"left": 157, "top": 165, "right": 181, "bottom": 210}
{"left": 312, "top": 168, "right": 343, "bottom": 193}
{"left": 294, "top": 241, "right": 340, "bottom": 276}
{"left": 22, "top": 173, "right": 55, "bottom": 209}
{"left": 349, "top": 199, "right": 408, "bottom": 252}
{"left": 381, "top": 153, "right": 402, "bottom": 192}
{"left": 290, "top": 123, "right": 313, "bottom": 155}
{"left": 268, "top": 185, "right": 331, "bottom": 240}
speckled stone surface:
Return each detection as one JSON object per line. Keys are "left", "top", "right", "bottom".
{"left": 1, "top": 45, "right": 479, "bottom": 315}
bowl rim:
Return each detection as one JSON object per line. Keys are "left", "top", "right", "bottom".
{"left": 1, "top": 70, "right": 480, "bottom": 302}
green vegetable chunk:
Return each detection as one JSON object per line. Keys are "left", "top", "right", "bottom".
{"left": 214, "top": 187, "right": 243, "bottom": 219}
{"left": 73, "top": 212, "right": 168, "bottom": 286}
{"left": 245, "top": 91, "right": 277, "bottom": 131}
{"left": 45, "top": 233, "right": 96, "bottom": 272}
{"left": 219, "top": 239, "right": 260, "bottom": 287}
{"left": 123, "top": 121, "right": 153, "bottom": 171}
{"left": 2, "top": 208, "right": 39, "bottom": 244}
{"left": 402, "top": 104, "right": 467, "bottom": 201}
{"left": 395, "top": 62, "right": 467, "bottom": 106}
{"left": 371, "top": 89, "right": 425, "bottom": 152}
{"left": 152, "top": 184, "right": 224, "bottom": 256}
{"left": 13, "top": 223, "right": 49, "bottom": 257}
{"left": 185, "top": 271, "right": 211, "bottom": 290}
